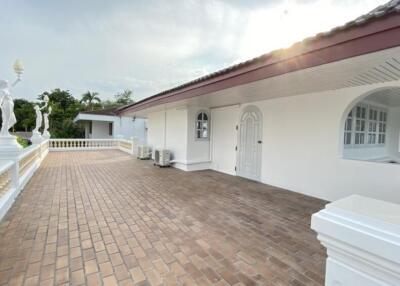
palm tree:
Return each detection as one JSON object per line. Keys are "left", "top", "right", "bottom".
{"left": 80, "top": 91, "right": 101, "bottom": 111}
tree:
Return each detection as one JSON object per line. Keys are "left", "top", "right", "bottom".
{"left": 114, "top": 89, "right": 134, "bottom": 106}
{"left": 38, "top": 89, "right": 84, "bottom": 138}
{"left": 80, "top": 91, "right": 101, "bottom": 111}
{"left": 38, "top": 89, "right": 77, "bottom": 112}
{"left": 13, "top": 99, "right": 35, "bottom": 131}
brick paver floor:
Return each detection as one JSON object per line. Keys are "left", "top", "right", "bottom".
{"left": 0, "top": 150, "right": 327, "bottom": 286}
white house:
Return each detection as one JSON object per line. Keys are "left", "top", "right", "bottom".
{"left": 118, "top": 2, "right": 400, "bottom": 204}
{"left": 74, "top": 108, "right": 147, "bottom": 143}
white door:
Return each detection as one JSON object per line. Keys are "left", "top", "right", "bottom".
{"left": 237, "top": 106, "right": 262, "bottom": 181}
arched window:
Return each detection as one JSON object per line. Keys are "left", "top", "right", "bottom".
{"left": 196, "top": 112, "right": 209, "bottom": 140}
{"left": 340, "top": 86, "right": 400, "bottom": 163}
{"left": 343, "top": 103, "right": 387, "bottom": 147}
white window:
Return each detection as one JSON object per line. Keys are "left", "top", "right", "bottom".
{"left": 378, "top": 110, "right": 387, "bottom": 144}
{"left": 344, "top": 103, "right": 387, "bottom": 147}
{"left": 196, "top": 112, "right": 209, "bottom": 140}
{"left": 354, "top": 105, "right": 366, "bottom": 145}
{"left": 109, "top": 122, "right": 113, "bottom": 136}
{"left": 367, "top": 107, "right": 378, "bottom": 144}
{"left": 344, "top": 110, "right": 353, "bottom": 145}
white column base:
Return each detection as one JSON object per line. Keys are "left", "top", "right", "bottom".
{"left": 30, "top": 132, "right": 43, "bottom": 144}
{"left": 311, "top": 195, "right": 400, "bottom": 286}
{"left": 0, "top": 135, "right": 22, "bottom": 156}
{"left": 42, "top": 131, "right": 50, "bottom": 140}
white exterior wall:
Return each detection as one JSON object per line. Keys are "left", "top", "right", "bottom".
{"left": 210, "top": 106, "right": 239, "bottom": 175}
{"left": 147, "top": 111, "right": 166, "bottom": 152}
{"left": 144, "top": 82, "right": 400, "bottom": 203}
{"left": 245, "top": 83, "right": 400, "bottom": 203}
{"left": 114, "top": 117, "right": 147, "bottom": 144}
{"left": 147, "top": 107, "right": 212, "bottom": 170}
{"left": 169, "top": 83, "right": 400, "bottom": 203}
{"left": 166, "top": 109, "right": 188, "bottom": 162}
{"left": 147, "top": 109, "right": 188, "bottom": 163}
{"left": 80, "top": 114, "right": 147, "bottom": 142}
{"left": 91, "top": 121, "right": 112, "bottom": 139}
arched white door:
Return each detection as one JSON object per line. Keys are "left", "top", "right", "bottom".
{"left": 236, "top": 106, "right": 263, "bottom": 181}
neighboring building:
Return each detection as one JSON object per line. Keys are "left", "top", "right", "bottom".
{"left": 118, "top": 2, "right": 400, "bottom": 203}
{"left": 74, "top": 108, "right": 147, "bottom": 143}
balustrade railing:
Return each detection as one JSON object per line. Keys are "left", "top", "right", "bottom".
{"left": 0, "top": 138, "right": 137, "bottom": 220}
{"left": 0, "top": 161, "right": 13, "bottom": 203}
{"left": 49, "top": 138, "right": 135, "bottom": 155}
{"left": 50, "top": 139, "right": 118, "bottom": 150}
{"left": 19, "top": 146, "right": 41, "bottom": 176}
{"left": 0, "top": 140, "right": 49, "bottom": 220}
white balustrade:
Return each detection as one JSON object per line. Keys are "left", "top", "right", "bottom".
{"left": 49, "top": 138, "right": 135, "bottom": 155}
{"left": 0, "top": 138, "right": 136, "bottom": 220}
{"left": 0, "top": 140, "right": 48, "bottom": 220}
{"left": 0, "top": 161, "right": 13, "bottom": 204}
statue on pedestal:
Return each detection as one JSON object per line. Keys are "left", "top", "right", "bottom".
{"left": 42, "top": 106, "right": 52, "bottom": 139}
{"left": 31, "top": 95, "right": 49, "bottom": 144}
{"left": 0, "top": 60, "right": 24, "bottom": 152}
{"left": 0, "top": 80, "right": 17, "bottom": 137}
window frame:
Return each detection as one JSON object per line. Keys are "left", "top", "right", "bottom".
{"left": 195, "top": 111, "right": 210, "bottom": 141}
{"left": 108, "top": 122, "right": 113, "bottom": 136}
{"left": 344, "top": 102, "right": 388, "bottom": 148}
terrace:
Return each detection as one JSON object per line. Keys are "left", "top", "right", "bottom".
{"left": 0, "top": 141, "right": 327, "bottom": 286}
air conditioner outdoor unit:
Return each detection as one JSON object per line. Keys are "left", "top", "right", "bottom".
{"left": 137, "top": 145, "right": 151, "bottom": 160}
{"left": 154, "top": 149, "right": 171, "bottom": 167}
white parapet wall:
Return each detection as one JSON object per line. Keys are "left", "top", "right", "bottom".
{"left": 311, "top": 195, "right": 400, "bottom": 285}
{"left": 0, "top": 140, "right": 49, "bottom": 220}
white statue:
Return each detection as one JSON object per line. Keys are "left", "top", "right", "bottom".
{"left": 31, "top": 95, "right": 49, "bottom": 143}
{"left": 42, "top": 106, "right": 52, "bottom": 139}
{"left": 0, "top": 80, "right": 17, "bottom": 137}
{"left": 0, "top": 59, "right": 24, "bottom": 152}
{"left": 33, "top": 105, "right": 42, "bottom": 133}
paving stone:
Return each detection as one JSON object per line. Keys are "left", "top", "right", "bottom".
{"left": 0, "top": 150, "right": 327, "bottom": 286}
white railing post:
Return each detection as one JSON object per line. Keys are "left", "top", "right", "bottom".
{"left": 311, "top": 195, "right": 400, "bottom": 285}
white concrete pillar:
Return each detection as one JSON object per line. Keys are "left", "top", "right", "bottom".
{"left": 0, "top": 136, "right": 22, "bottom": 190}
{"left": 30, "top": 132, "right": 43, "bottom": 145}
{"left": 311, "top": 195, "right": 400, "bottom": 285}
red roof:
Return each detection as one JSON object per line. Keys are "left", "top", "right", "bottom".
{"left": 118, "top": 0, "right": 400, "bottom": 114}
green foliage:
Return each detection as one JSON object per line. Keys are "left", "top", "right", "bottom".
{"left": 16, "top": 136, "right": 30, "bottom": 148}
{"left": 37, "top": 89, "right": 85, "bottom": 138}
{"left": 38, "top": 89, "right": 78, "bottom": 112}
{"left": 14, "top": 99, "right": 35, "bottom": 131}
{"left": 12, "top": 88, "right": 134, "bottom": 139}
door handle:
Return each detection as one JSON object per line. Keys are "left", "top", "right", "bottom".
{"left": 257, "top": 140, "right": 262, "bottom": 144}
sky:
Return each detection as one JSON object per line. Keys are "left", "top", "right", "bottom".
{"left": 0, "top": 0, "right": 387, "bottom": 102}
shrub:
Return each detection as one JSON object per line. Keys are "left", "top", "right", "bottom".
{"left": 16, "top": 136, "right": 30, "bottom": 148}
